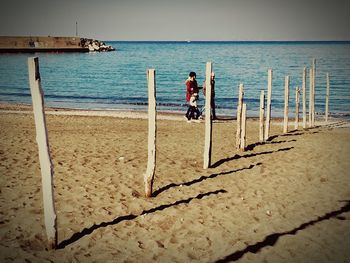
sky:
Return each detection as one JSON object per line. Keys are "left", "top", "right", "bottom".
{"left": 0, "top": 0, "right": 349, "bottom": 41}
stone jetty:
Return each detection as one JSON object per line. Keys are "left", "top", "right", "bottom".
{"left": 0, "top": 36, "right": 115, "bottom": 53}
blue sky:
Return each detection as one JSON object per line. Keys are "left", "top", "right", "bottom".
{"left": 0, "top": 0, "right": 349, "bottom": 41}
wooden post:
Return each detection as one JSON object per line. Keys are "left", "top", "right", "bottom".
{"left": 264, "top": 69, "right": 272, "bottom": 141}
{"left": 302, "top": 66, "right": 307, "bottom": 129}
{"left": 144, "top": 69, "right": 157, "bottom": 197}
{"left": 283, "top": 76, "right": 290, "bottom": 134}
{"left": 259, "top": 90, "right": 265, "bottom": 142}
{"left": 325, "top": 73, "right": 330, "bottom": 122}
{"left": 240, "top": 103, "right": 247, "bottom": 151}
{"left": 308, "top": 67, "right": 313, "bottom": 127}
{"left": 28, "top": 57, "right": 57, "bottom": 249}
{"left": 312, "top": 59, "right": 316, "bottom": 126}
{"left": 235, "top": 83, "right": 244, "bottom": 149}
{"left": 295, "top": 87, "right": 300, "bottom": 130}
{"left": 203, "top": 62, "right": 213, "bottom": 169}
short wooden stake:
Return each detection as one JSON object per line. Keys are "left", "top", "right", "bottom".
{"left": 264, "top": 69, "right": 272, "bottom": 141}
{"left": 325, "top": 73, "right": 330, "bottom": 122}
{"left": 236, "top": 83, "right": 244, "bottom": 149}
{"left": 302, "top": 66, "right": 307, "bottom": 129}
{"left": 28, "top": 57, "right": 57, "bottom": 249}
{"left": 240, "top": 103, "right": 247, "bottom": 151}
{"left": 203, "top": 62, "right": 213, "bottom": 169}
{"left": 144, "top": 69, "right": 157, "bottom": 197}
{"left": 283, "top": 76, "right": 290, "bottom": 134}
{"left": 259, "top": 90, "right": 265, "bottom": 142}
{"left": 295, "top": 87, "right": 300, "bottom": 130}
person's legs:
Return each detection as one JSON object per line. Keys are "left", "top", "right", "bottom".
{"left": 188, "top": 106, "right": 196, "bottom": 120}
{"left": 185, "top": 105, "right": 191, "bottom": 119}
{"left": 194, "top": 107, "right": 201, "bottom": 119}
{"left": 211, "top": 98, "right": 217, "bottom": 119}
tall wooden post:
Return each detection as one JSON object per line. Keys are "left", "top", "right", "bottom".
{"left": 312, "top": 59, "right": 316, "bottom": 126}
{"left": 259, "top": 90, "right": 265, "bottom": 142}
{"left": 264, "top": 69, "right": 272, "bottom": 141}
{"left": 302, "top": 67, "right": 307, "bottom": 129}
{"left": 308, "top": 67, "right": 313, "bottom": 127}
{"left": 236, "top": 83, "right": 244, "bottom": 149}
{"left": 144, "top": 69, "right": 157, "bottom": 197}
{"left": 28, "top": 57, "right": 57, "bottom": 249}
{"left": 283, "top": 76, "right": 290, "bottom": 134}
{"left": 203, "top": 62, "right": 213, "bottom": 169}
{"left": 325, "top": 73, "right": 330, "bottom": 122}
{"left": 295, "top": 87, "right": 300, "bottom": 130}
{"left": 240, "top": 103, "right": 247, "bottom": 151}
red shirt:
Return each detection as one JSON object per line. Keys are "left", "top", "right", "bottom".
{"left": 185, "top": 79, "right": 199, "bottom": 102}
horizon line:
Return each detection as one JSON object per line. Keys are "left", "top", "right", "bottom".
{"left": 2, "top": 36, "right": 349, "bottom": 43}
{"left": 104, "top": 39, "right": 350, "bottom": 43}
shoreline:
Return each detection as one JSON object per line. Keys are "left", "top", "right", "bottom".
{"left": 1, "top": 101, "right": 349, "bottom": 125}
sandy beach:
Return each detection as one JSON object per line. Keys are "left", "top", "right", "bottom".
{"left": 0, "top": 104, "right": 349, "bottom": 262}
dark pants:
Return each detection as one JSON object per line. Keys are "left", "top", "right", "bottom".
{"left": 211, "top": 97, "right": 217, "bottom": 119}
{"left": 186, "top": 105, "right": 200, "bottom": 120}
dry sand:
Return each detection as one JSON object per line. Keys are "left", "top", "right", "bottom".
{"left": 0, "top": 105, "right": 350, "bottom": 262}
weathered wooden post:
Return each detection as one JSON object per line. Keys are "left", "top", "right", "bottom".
{"left": 302, "top": 66, "right": 307, "bottom": 128}
{"left": 308, "top": 67, "right": 313, "bottom": 127}
{"left": 325, "top": 73, "right": 330, "bottom": 122}
{"left": 283, "top": 76, "right": 290, "bottom": 134}
{"left": 259, "top": 90, "right": 265, "bottom": 142}
{"left": 240, "top": 103, "right": 247, "bottom": 151}
{"left": 203, "top": 62, "right": 213, "bottom": 169}
{"left": 295, "top": 87, "right": 300, "bottom": 130}
{"left": 144, "top": 69, "right": 157, "bottom": 197}
{"left": 235, "top": 83, "right": 244, "bottom": 149}
{"left": 312, "top": 59, "right": 316, "bottom": 126}
{"left": 264, "top": 69, "right": 272, "bottom": 141}
{"left": 28, "top": 57, "right": 57, "bottom": 249}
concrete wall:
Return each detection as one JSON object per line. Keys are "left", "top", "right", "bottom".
{"left": 0, "top": 36, "right": 87, "bottom": 52}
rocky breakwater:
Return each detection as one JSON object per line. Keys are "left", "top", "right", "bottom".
{"left": 0, "top": 36, "right": 115, "bottom": 53}
{"left": 80, "top": 38, "right": 115, "bottom": 52}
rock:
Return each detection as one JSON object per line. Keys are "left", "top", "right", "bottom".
{"left": 80, "top": 38, "right": 115, "bottom": 52}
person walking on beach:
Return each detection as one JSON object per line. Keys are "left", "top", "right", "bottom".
{"left": 203, "top": 72, "right": 217, "bottom": 119}
{"left": 185, "top": 72, "right": 201, "bottom": 122}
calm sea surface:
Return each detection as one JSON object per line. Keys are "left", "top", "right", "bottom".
{"left": 0, "top": 41, "right": 350, "bottom": 117}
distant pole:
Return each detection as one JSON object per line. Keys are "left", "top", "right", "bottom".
{"left": 28, "top": 57, "right": 57, "bottom": 249}
{"left": 295, "top": 87, "right": 300, "bottom": 130}
{"left": 240, "top": 103, "right": 247, "bottom": 151}
{"left": 144, "top": 69, "right": 157, "bottom": 197}
{"left": 325, "top": 73, "right": 330, "bottom": 122}
{"left": 283, "top": 76, "right": 290, "bottom": 134}
{"left": 264, "top": 69, "right": 272, "bottom": 141}
{"left": 312, "top": 59, "right": 316, "bottom": 126}
{"left": 236, "top": 83, "right": 244, "bottom": 149}
{"left": 203, "top": 62, "right": 213, "bottom": 169}
{"left": 308, "top": 67, "right": 313, "bottom": 127}
{"left": 259, "top": 90, "right": 265, "bottom": 142}
{"left": 302, "top": 66, "right": 307, "bottom": 129}
{"left": 76, "top": 21, "right": 78, "bottom": 37}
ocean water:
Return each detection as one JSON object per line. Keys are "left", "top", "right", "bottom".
{"left": 0, "top": 41, "right": 350, "bottom": 117}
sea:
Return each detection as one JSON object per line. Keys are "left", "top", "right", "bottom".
{"left": 0, "top": 41, "right": 350, "bottom": 118}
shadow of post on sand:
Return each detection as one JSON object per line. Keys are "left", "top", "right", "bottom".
{"left": 57, "top": 189, "right": 227, "bottom": 249}
{"left": 210, "top": 147, "right": 294, "bottom": 169}
{"left": 215, "top": 200, "right": 350, "bottom": 262}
